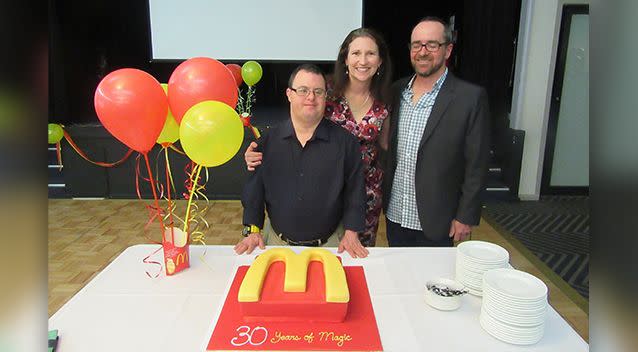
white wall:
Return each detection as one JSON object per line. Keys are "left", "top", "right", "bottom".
{"left": 510, "top": 0, "right": 589, "bottom": 200}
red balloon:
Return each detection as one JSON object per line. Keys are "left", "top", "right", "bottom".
{"left": 94, "top": 68, "right": 168, "bottom": 153}
{"left": 168, "top": 57, "right": 239, "bottom": 123}
{"left": 226, "top": 63, "right": 243, "bottom": 87}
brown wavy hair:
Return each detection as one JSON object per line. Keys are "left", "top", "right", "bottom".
{"left": 331, "top": 28, "right": 392, "bottom": 105}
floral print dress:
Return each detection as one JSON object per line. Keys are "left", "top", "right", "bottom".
{"left": 325, "top": 97, "right": 389, "bottom": 246}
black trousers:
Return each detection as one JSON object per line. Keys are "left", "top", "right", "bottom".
{"left": 386, "top": 217, "right": 453, "bottom": 247}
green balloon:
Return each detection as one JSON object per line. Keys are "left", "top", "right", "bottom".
{"left": 48, "top": 123, "right": 64, "bottom": 144}
{"left": 241, "top": 61, "right": 263, "bottom": 86}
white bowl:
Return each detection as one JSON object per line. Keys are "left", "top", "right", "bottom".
{"left": 424, "top": 278, "right": 465, "bottom": 311}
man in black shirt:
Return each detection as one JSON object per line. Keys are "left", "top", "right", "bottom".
{"left": 235, "top": 64, "right": 368, "bottom": 258}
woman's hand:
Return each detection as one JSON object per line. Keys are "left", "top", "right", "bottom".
{"left": 244, "top": 141, "right": 263, "bottom": 171}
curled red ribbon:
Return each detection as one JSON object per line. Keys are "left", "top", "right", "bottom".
{"left": 62, "top": 130, "right": 133, "bottom": 167}
{"left": 135, "top": 153, "right": 168, "bottom": 278}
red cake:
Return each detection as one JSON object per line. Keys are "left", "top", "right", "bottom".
{"left": 206, "top": 248, "right": 383, "bottom": 351}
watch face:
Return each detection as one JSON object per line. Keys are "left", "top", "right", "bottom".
{"left": 242, "top": 226, "right": 251, "bottom": 237}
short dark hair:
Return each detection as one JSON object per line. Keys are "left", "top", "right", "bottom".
{"left": 332, "top": 27, "right": 393, "bottom": 105}
{"left": 288, "top": 64, "right": 326, "bottom": 88}
{"left": 415, "top": 16, "right": 454, "bottom": 44}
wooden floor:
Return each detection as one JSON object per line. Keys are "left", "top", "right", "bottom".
{"left": 48, "top": 199, "right": 588, "bottom": 341}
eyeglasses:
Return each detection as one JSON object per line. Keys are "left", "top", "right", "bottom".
{"left": 289, "top": 86, "right": 327, "bottom": 98}
{"left": 409, "top": 41, "right": 448, "bottom": 52}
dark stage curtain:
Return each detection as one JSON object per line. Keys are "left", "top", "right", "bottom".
{"left": 457, "top": 0, "right": 522, "bottom": 160}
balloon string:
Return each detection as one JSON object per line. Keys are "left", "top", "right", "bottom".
{"left": 135, "top": 155, "right": 143, "bottom": 200}
{"left": 236, "top": 86, "right": 261, "bottom": 140}
{"left": 169, "top": 144, "right": 185, "bottom": 155}
{"left": 188, "top": 166, "right": 211, "bottom": 264}
{"left": 164, "top": 147, "right": 175, "bottom": 230}
{"left": 246, "top": 85, "right": 255, "bottom": 115}
{"left": 190, "top": 168, "right": 210, "bottom": 235}
{"left": 191, "top": 229, "right": 212, "bottom": 270}
{"left": 251, "top": 126, "right": 261, "bottom": 139}
{"left": 183, "top": 161, "right": 195, "bottom": 199}
{"left": 55, "top": 142, "right": 63, "bottom": 170}
{"left": 236, "top": 87, "right": 245, "bottom": 114}
{"left": 164, "top": 201, "right": 184, "bottom": 229}
{"left": 165, "top": 146, "right": 177, "bottom": 195}
{"left": 144, "top": 153, "right": 165, "bottom": 231}
{"left": 153, "top": 151, "right": 166, "bottom": 201}
{"left": 134, "top": 154, "right": 165, "bottom": 278}
{"left": 134, "top": 155, "right": 165, "bottom": 237}
{"left": 236, "top": 85, "right": 255, "bottom": 116}
{"left": 153, "top": 146, "right": 181, "bottom": 215}
{"left": 183, "top": 162, "right": 191, "bottom": 193}
{"left": 160, "top": 147, "right": 185, "bottom": 232}
{"left": 183, "top": 163, "right": 202, "bottom": 234}
{"left": 144, "top": 152, "right": 167, "bottom": 277}
{"left": 142, "top": 246, "right": 164, "bottom": 279}
{"left": 62, "top": 130, "right": 133, "bottom": 167}
{"left": 135, "top": 155, "right": 155, "bottom": 205}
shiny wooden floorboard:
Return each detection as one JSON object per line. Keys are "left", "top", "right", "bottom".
{"left": 48, "top": 199, "right": 588, "bottom": 341}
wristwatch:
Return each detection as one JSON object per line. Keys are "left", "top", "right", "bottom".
{"left": 242, "top": 224, "right": 261, "bottom": 237}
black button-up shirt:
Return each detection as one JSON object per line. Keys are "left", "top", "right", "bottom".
{"left": 242, "top": 118, "right": 365, "bottom": 242}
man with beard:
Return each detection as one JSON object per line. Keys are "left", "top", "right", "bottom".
{"left": 383, "top": 17, "right": 490, "bottom": 247}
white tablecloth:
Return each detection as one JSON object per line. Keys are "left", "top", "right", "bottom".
{"left": 49, "top": 245, "right": 589, "bottom": 351}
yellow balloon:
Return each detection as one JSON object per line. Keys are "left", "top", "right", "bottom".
{"left": 179, "top": 100, "right": 244, "bottom": 167}
{"left": 157, "top": 115, "right": 180, "bottom": 146}
{"left": 157, "top": 84, "right": 179, "bottom": 145}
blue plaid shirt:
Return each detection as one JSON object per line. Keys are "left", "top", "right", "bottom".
{"left": 387, "top": 69, "right": 448, "bottom": 230}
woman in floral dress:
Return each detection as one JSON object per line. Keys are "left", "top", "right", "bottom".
{"left": 245, "top": 28, "right": 393, "bottom": 247}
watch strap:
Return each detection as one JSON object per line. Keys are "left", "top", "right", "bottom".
{"left": 242, "top": 224, "right": 261, "bottom": 237}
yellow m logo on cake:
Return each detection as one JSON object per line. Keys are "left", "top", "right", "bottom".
{"left": 237, "top": 248, "right": 350, "bottom": 322}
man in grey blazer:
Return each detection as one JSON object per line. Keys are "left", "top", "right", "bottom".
{"left": 383, "top": 16, "right": 490, "bottom": 247}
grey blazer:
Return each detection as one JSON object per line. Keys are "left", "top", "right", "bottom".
{"left": 382, "top": 73, "right": 490, "bottom": 241}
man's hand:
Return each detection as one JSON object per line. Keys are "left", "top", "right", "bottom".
{"left": 449, "top": 219, "right": 472, "bottom": 242}
{"left": 234, "top": 233, "right": 265, "bottom": 254}
{"left": 337, "top": 230, "right": 369, "bottom": 258}
{"left": 245, "top": 141, "right": 263, "bottom": 171}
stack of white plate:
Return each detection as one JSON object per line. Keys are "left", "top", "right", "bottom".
{"left": 480, "top": 268, "right": 548, "bottom": 345}
{"left": 455, "top": 241, "right": 509, "bottom": 296}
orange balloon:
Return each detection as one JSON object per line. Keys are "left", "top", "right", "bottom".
{"left": 168, "top": 57, "right": 239, "bottom": 124}
{"left": 226, "top": 63, "right": 243, "bottom": 87}
{"left": 94, "top": 68, "right": 167, "bottom": 153}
